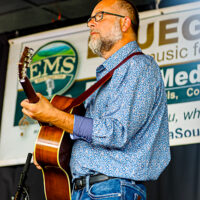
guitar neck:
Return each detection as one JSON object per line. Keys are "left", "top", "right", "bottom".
{"left": 20, "top": 77, "right": 39, "bottom": 103}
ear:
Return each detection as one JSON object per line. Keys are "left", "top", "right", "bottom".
{"left": 121, "top": 17, "right": 132, "bottom": 32}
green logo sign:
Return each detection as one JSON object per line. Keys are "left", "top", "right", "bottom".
{"left": 27, "top": 41, "right": 78, "bottom": 98}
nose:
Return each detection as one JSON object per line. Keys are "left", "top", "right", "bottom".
{"left": 87, "top": 17, "right": 96, "bottom": 28}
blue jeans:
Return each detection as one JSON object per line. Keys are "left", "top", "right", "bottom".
{"left": 72, "top": 178, "right": 146, "bottom": 200}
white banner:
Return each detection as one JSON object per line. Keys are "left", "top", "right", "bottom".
{"left": 0, "top": 2, "right": 200, "bottom": 166}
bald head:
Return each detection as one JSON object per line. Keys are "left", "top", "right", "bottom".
{"left": 97, "top": 0, "right": 139, "bottom": 35}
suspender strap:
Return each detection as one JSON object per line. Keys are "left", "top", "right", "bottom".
{"left": 66, "top": 51, "right": 143, "bottom": 111}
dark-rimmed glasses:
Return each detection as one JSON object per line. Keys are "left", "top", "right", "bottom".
{"left": 87, "top": 11, "right": 133, "bottom": 25}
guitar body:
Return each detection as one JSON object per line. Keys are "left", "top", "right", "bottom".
{"left": 34, "top": 95, "right": 85, "bottom": 200}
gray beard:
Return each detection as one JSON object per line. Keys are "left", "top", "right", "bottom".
{"left": 89, "top": 21, "right": 122, "bottom": 57}
{"left": 88, "top": 36, "right": 103, "bottom": 56}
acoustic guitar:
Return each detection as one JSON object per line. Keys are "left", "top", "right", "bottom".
{"left": 18, "top": 47, "right": 85, "bottom": 200}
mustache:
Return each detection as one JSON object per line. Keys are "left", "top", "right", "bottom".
{"left": 90, "top": 30, "right": 100, "bottom": 34}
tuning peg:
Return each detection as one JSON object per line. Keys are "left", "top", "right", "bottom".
{"left": 27, "top": 57, "right": 32, "bottom": 65}
{"left": 28, "top": 48, "right": 34, "bottom": 56}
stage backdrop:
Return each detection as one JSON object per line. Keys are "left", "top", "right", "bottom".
{"left": 0, "top": 2, "right": 199, "bottom": 166}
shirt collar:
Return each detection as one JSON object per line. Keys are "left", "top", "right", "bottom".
{"left": 96, "top": 41, "right": 141, "bottom": 75}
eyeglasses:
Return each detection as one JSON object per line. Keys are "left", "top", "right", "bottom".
{"left": 87, "top": 11, "right": 131, "bottom": 25}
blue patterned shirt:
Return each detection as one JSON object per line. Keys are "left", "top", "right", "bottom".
{"left": 70, "top": 41, "right": 171, "bottom": 181}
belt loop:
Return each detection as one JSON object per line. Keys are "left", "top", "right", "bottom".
{"left": 72, "top": 181, "right": 75, "bottom": 191}
{"left": 86, "top": 175, "right": 90, "bottom": 192}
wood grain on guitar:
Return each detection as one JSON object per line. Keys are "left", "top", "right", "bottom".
{"left": 18, "top": 47, "right": 85, "bottom": 200}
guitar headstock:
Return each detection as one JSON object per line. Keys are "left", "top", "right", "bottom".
{"left": 18, "top": 47, "right": 34, "bottom": 81}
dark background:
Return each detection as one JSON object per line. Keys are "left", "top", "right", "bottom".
{"left": 0, "top": 0, "right": 200, "bottom": 199}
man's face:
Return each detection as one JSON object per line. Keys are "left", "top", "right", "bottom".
{"left": 88, "top": 1, "right": 123, "bottom": 56}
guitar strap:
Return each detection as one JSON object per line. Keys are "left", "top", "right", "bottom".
{"left": 66, "top": 51, "right": 143, "bottom": 111}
